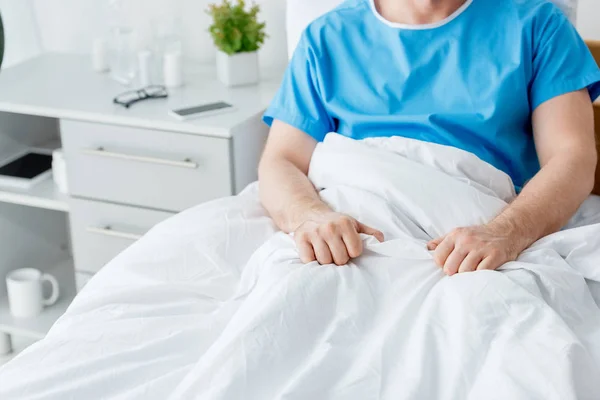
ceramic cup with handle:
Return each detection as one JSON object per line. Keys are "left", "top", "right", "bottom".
{"left": 6, "top": 268, "right": 60, "bottom": 318}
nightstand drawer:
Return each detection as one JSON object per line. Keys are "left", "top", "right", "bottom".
{"left": 69, "top": 198, "right": 173, "bottom": 273}
{"left": 61, "top": 120, "right": 233, "bottom": 212}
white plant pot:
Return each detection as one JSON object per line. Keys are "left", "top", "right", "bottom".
{"left": 216, "top": 51, "right": 259, "bottom": 87}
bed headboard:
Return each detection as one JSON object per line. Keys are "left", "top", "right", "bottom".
{"left": 587, "top": 40, "right": 600, "bottom": 195}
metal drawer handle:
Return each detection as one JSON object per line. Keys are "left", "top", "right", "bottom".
{"left": 86, "top": 226, "right": 143, "bottom": 241}
{"left": 83, "top": 147, "right": 198, "bottom": 169}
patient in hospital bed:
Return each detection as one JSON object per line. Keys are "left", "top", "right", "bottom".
{"left": 2, "top": 0, "right": 600, "bottom": 399}
{"left": 260, "top": 0, "right": 600, "bottom": 274}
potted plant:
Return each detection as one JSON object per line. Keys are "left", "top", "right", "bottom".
{"left": 207, "top": 0, "right": 266, "bottom": 87}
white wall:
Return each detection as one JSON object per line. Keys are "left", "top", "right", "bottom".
{"left": 1, "top": 0, "right": 598, "bottom": 71}
{"left": 577, "top": 0, "right": 600, "bottom": 39}
{"left": 0, "top": 0, "right": 42, "bottom": 67}
{"left": 4, "top": 0, "right": 287, "bottom": 71}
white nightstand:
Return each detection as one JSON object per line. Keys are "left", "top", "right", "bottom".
{"left": 0, "top": 53, "right": 280, "bottom": 360}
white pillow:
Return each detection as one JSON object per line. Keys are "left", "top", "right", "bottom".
{"left": 285, "top": 0, "right": 579, "bottom": 58}
{"left": 286, "top": 0, "right": 343, "bottom": 59}
{"left": 552, "top": 0, "right": 578, "bottom": 23}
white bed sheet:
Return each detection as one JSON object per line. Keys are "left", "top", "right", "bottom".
{"left": 1, "top": 134, "right": 600, "bottom": 400}
{"left": 568, "top": 195, "right": 600, "bottom": 308}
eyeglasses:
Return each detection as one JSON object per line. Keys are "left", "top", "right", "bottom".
{"left": 113, "top": 85, "right": 168, "bottom": 108}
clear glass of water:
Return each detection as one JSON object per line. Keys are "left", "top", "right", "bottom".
{"left": 109, "top": 26, "right": 136, "bottom": 85}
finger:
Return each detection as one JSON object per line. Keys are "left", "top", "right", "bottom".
{"left": 311, "top": 237, "right": 333, "bottom": 265}
{"left": 433, "top": 237, "right": 454, "bottom": 268}
{"left": 427, "top": 237, "right": 444, "bottom": 251}
{"left": 457, "top": 252, "right": 483, "bottom": 274}
{"left": 357, "top": 222, "right": 384, "bottom": 242}
{"left": 443, "top": 248, "right": 468, "bottom": 276}
{"left": 342, "top": 230, "right": 363, "bottom": 259}
{"left": 296, "top": 238, "right": 316, "bottom": 264}
{"left": 476, "top": 256, "right": 500, "bottom": 271}
{"left": 326, "top": 236, "right": 351, "bottom": 266}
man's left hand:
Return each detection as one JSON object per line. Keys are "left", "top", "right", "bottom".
{"left": 427, "top": 223, "right": 522, "bottom": 275}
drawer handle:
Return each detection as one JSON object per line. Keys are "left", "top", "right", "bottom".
{"left": 83, "top": 147, "right": 198, "bottom": 169}
{"left": 86, "top": 226, "right": 143, "bottom": 241}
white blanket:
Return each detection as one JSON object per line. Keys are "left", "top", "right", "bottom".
{"left": 1, "top": 134, "right": 600, "bottom": 400}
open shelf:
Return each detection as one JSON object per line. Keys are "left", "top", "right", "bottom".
{"left": 0, "top": 178, "right": 69, "bottom": 212}
{"left": 0, "top": 259, "right": 76, "bottom": 340}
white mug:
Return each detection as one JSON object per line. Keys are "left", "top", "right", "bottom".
{"left": 6, "top": 268, "right": 60, "bottom": 318}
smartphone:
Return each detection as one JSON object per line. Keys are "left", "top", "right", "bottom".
{"left": 169, "top": 101, "right": 236, "bottom": 120}
{"left": 0, "top": 150, "right": 53, "bottom": 189}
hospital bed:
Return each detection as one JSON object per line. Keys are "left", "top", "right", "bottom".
{"left": 2, "top": 1, "right": 600, "bottom": 399}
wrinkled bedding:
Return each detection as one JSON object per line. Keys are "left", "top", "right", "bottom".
{"left": 1, "top": 134, "right": 600, "bottom": 400}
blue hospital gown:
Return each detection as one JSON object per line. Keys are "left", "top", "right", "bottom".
{"left": 263, "top": 0, "right": 600, "bottom": 189}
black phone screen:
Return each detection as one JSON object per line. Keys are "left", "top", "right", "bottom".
{"left": 0, "top": 152, "right": 52, "bottom": 179}
{"left": 173, "top": 102, "right": 233, "bottom": 116}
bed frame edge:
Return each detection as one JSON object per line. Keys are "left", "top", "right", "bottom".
{"left": 585, "top": 40, "right": 600, "bottom": 196}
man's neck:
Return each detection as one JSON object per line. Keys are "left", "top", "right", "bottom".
{"left": 374, "top": 0, "right": 467, "bottom": 25}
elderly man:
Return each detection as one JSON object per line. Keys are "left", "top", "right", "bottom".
{"left": 259, "top": 0, "right": 600, "bottom": 274}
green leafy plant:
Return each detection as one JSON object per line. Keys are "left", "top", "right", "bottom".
{"left": 207, "top": 0, "right": 266, "bottom": 56}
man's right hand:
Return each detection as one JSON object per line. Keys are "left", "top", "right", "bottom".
{"left": 294, "top": 212, "right": 384, "bottom": 266}
{"left": 258, "top": 121, "right": 384, "bottom": 266}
